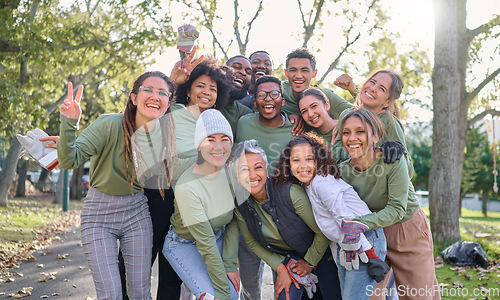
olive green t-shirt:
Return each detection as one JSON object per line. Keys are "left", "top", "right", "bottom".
{"left": 220, "top": 100, "right": 253, "bottom": 139}
{"left": 236, "top": 113, "right": 294, "bottom": 172}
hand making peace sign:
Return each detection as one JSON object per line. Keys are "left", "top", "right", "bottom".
{"left": 170, "top": 45, "right": 205, "bottom": 85}
{"left": 60, "top": 81, "right": 84, "bottom": 120}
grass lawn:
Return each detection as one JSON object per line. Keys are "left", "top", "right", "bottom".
{"left": 0, "top": 196, "right": 81, "bottom": 271}
{"left": 421, "top": 207, "right": 500, "bottom": 299}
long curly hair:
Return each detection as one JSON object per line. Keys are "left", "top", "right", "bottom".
{"left": 175, "top": 56, "right": 233, "bottom": 110}
{"left": 122, "top": 71, "right": 177, "bottom": 198}
{"left": 273, "top": 132, "right": 340, "bottom": 185}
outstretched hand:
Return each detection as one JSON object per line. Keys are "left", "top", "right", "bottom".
{"left": 170, "top": 45, "right": 205, "bottom": 85}
{"left": 60, "top": 82, "right": 84, "bottom": 120}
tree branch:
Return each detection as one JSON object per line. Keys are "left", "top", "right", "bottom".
{"left": 197, "top": 0, "right": 228, "bottom": 59}
{"left": 316, "top": 0, "right": 378, "bottom": 85}
{"left": 317, "top": 23, "right": 362, "bottom": 85}
{"left": 233, "top": 0, "right": 243, "bottom": 53}
{"left": 469, "top": 109, "right": 500, "bottom": 127}
{"left": 243, "top": 0, "right": 264, "bottom": 53}
{"left": 466, "top": 66, "right": 500, "bottom": 105}
{"left": 46, "top": 59, "right": 110, "bottom": 115}
{"left": 27, "top": 1, "right": 39, "bottom": 24}
{"left": 467, "top": 14, "right": 500, "bottom": 43}
{"left": 302, "top": 0, "right": 325, "bottom": 48}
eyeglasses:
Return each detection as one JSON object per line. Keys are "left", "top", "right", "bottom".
{"left": 139, "top": 86, "right": 172, "bottom": 99}
{"left": 256, "top": 90, "right": 281, "bottom": 100}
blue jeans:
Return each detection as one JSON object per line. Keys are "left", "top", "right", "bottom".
{"left": 162, "top": 227, "right": 238, "bottom": 300}
{"left": 238, "top": 233, "right": 265, "bottom": 300}
{"left": 337, "top": 228, "right": 387, "bottom": 300}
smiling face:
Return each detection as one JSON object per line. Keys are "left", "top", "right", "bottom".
{"left": 254, "top": 81, "right": 285, "bottom": 126}
{"left": 359, "top": 72, "right": 393, "bottom": 113}
{"left": 237, "top": 152, "right": 268, "bottom": 199}
{"left": 187, "top": 74, "right": 218, "bottom": 112}
{"left": 284, "top": 58, "right": 318, "bottom": 98}
{"left": 290, "top": 143, "right": 316, "bottom": 186}
{"left": 341, "top": 115, "right": 379, "bottom": 161}
{"left": 131, "top": 76, "right": 171, "bottom": 127}
{"left": 228, "top": 57, "right": 251, "bottom": 100}
{"left": 198, "top": 133, "right": 232, "bottom": 169}
{"left": 250, "top": 52, "right": 273, "bottom": 83}
{"left": 298, "top": 94, "right": 332, "bottom": 132}
{"left": 229, "top": 57, "right": 252, "bottom": 89}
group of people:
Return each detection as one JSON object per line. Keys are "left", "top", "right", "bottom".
{"left": 52, "top": 46, "right": 441, "bottom": 300}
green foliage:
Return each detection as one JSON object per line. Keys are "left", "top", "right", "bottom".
{"left": 409, "top": 139, "right": 432, "bottom": 190}
{"left": 0, "top": 0, "right": 176, "bottom": 138}
{"left": 461, "top": 125, "right": 497, "bottom": 196}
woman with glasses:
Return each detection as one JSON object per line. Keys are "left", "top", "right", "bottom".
{"left": 57, "top": 71, "right": 176, "bottom": 299}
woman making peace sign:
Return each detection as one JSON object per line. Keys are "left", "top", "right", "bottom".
{"left": 57, "top": 71, "right": 176, "bottom": 299}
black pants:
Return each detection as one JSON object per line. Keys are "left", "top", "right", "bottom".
{"left": 119, "top": 188, "right": 182, "bottom": 300}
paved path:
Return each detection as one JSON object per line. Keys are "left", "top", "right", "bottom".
{"left": 0, "top": 226, "right": 275, "bottom": 299}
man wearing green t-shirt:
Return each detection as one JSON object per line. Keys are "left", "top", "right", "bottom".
{"left": 282, "top": 48, "right": 352, "bottom": 119}
{"left": 236, "top": 75, "right": 295, "bottom": 172}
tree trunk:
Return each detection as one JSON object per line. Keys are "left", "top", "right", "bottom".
{"left": 0, "top": 137, "right": 22, "bottom": 206}
{"left": 38, "top": 168, "right": 49, "bottom": 183}
{"left": 15, "top": 158, "right": 29, "bottom": 197}
{"left": 70, "top": 164, "right": 83, "bottom": 200}
{"left": 429, "top": 0, "right": 462, "bottom": 245}
{"left": 481, "top": 188, "right": 488, "bottom": 217}
{"left": 54, "top": 168, "right": 64, "bottom": 204}
{"left": 456, "top": 0, "right": 469, "bottom": 219}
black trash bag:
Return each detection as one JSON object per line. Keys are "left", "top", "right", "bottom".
{"left": 440, "top": 241, "right": 488, "bottom": 268}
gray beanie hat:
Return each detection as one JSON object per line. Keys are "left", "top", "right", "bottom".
{"left": 194, "top": 109, "right": 233, "bottom": 149}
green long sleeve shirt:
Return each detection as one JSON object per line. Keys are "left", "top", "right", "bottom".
{"left": 220, "top": 100, "right": 253, "bottom": 139}
{"left": 171, "top": 103, "right": 199, "bottom": 160}
{"left": 170, "top": 165, "right": 238, "bottom": 300}
{"left": 58, "top": 114, "right": 141, "bottom": 195}
{"left": 340, "top": 155, "right": 419, "bottom": 230}
{"left": 236, "top": 113, "right": 294, "bottom": 172}
{"left": 281, "top": 80, "right": 353, "bottom": 118}
{"left": 236, "top": 184, "right": 329, "bottom": 271}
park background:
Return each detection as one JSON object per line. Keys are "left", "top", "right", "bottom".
{"left": 0, "top": 0, "right": 500, "bottom": 298}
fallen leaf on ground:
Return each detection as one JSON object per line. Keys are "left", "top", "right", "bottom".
{"left": 8, "top": 286, "right": 33, "bottom": 298}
